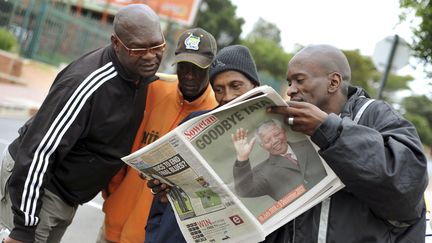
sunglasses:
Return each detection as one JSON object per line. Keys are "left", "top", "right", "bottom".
{"left": 114, "top": 33, "right": 166, "bottom": 56}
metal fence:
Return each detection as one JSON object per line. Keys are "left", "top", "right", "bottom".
{"left": 0, "top": 0, "right": 112, "bottom": 66}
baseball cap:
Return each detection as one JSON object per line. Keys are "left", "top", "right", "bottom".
{"left": 173, "top": 28, "right": 217, "bottom": 69}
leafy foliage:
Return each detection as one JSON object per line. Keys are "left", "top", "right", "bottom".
{"left": 242, "top": 37, "right": 292, "bottom": 81}
{"left": 343, "top": 50, "right": 379, "bottom": 95}
{"left": 241, "top": 18, "right": 291, "bottom": 88}
{"left": 403, "top": 95, "right": 432, "bottom": 125}
{"left": 400, "top": 0, "right": 432, "bottom": 72}
{"left": 246, "top": 18, "right": 281, "bottom": 44}
{"left": 0, "top": 28, "right": 18, "bottom": 52}
{"left": 343, "top": 49, "right": 413, "bottom": 98}
{"left": 195, "top": 0, "right": 244, "bottom": 48}
{"left": 404, "top": 113, "right": 432, "bottom": 144}
{"left": 402, "top": 95, "right": 432, "bottom": 144}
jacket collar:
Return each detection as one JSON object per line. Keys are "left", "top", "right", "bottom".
{"left": 340, "top": 85, "right": 371, "bottom": 119}
{"left": 176, "top": 84, "right": 216, "bottom": 108}
{"left": 268, "top": 152, "right": 301, "bottom": 172}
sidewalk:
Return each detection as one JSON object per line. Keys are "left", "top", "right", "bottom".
{"left": 0, "top": 59, "right": 57, "bottom": 119}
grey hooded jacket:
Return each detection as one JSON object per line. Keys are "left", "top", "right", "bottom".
{"left": 264, "top": 86, "right": 428, "bottom": 243}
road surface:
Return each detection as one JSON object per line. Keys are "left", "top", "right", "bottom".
{"left": 0, "top": 117, "right": 103, "bottom": 242}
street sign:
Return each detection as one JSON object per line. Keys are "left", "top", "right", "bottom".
{"left": 373, "top": 35, "right": 412, "bottom": 99}
{"left": 372, "top": 35, "right": 411, "bottom": 72}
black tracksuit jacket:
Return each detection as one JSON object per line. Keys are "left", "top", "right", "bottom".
{"left": 7, "top": 45, "right": 155, "bottom": 242}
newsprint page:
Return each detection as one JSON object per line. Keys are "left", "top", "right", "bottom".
{"left": 122, "top": 86, "right": 344, "bottom": 243}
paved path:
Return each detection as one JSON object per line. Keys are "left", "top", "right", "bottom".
{"left": 0, "top": 60, "right": 55, "bottom": 119}
{"left": 0, "top": 60, "right": 104, "bottom": 242}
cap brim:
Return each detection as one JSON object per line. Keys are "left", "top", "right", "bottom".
{"left": 172, "top": 53, "right": 212, "bottom": 69}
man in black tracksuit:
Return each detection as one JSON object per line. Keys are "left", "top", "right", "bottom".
{"left": 268, "top": 44, "right": 428, "bottom": 242}
{"left": 0, "top": 4, "right": 166, "bottom": 243}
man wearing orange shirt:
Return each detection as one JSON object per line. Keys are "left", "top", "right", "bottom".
{"left": 97, "top": 28, "right": 218, "bottom": 243}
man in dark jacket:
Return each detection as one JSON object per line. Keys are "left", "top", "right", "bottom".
{"left": 268, "top": 44, "right": 428, "bottom": 242}
{"left": 0, "top": 4, "right": 165, "bottom": 243}
{"left": 145, "top": 45, "right": 260, "bottom": 243}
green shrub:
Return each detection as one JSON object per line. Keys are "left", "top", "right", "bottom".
{"left": 0, "top": 28, "right": 18, "bottom": 52}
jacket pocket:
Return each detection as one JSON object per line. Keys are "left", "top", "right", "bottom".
{"left": 0, "top": 149, "right": 14, "bottom": 200}
{"left": 0, "top": 148, "right": 15, "bottom": 229}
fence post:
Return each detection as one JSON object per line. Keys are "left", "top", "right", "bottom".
{"left": 19, "top": 0, "right": 35, "bottom": 56}
{"left": 25, "top": 0, "right": 49, "bottom": 59}
{"left": 7, "top": 0, "right": 18, "bottom": 27}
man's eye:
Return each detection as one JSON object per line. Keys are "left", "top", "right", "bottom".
{"left": 213, "top": 88, "right": 223, "bottom": 94}
{"left": 232, "top": 84, "right": 242, "bottom": 90}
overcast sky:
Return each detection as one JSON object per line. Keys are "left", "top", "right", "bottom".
{"left": 231, "top": 0, "right": 410, "bottom": 55}
{"left": 230, "top": 0, "right": 432, "bottom": 95}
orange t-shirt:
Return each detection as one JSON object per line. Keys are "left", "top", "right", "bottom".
{"left": 102, "top": 79, "right": 217, "bottom": 243}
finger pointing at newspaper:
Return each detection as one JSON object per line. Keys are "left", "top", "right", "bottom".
{"left": 232, "top": 128, "right": 256, "bottom": 161}
{"left": 268, "top": 101, "right": 328, "bottom": 136}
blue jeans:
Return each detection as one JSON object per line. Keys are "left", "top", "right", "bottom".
{"left": 145, "top": 198, "right": 186, "bottom": 243}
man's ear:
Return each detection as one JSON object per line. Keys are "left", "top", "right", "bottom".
{"left": 328, "top": 72, "right": 342, "bottom": 93}
{"left": 111, "top": 34, "right": 119, "bottom": 52}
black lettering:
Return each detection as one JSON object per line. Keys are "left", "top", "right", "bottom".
{"left": 169, "top": 156, "right": 181, "bottom": 165}
{"left": 233, "top": 111, "right": 244, "bottom": 121}
{"left": 249, "top": 104, "right": 259, "bottom": 112}
{"left": 143, "top": 131, "right": 151, "bottom": 144}
{"left": 242, "top": 107, "right": 252, "bottom": 115}
{"left": 214, "top": 124, "right": 225, "bottom": 136}
{"left": 159, "top": 169, "right": 171, "bottom": 176}
{"left": 226, "top": 113, "right": 239, "bottom": 125}
{"left": 208, "top": 130, "right": 218, "bottom": 140}
{"left": 221, "top": 120, "right": 232, "bottom": 130}
{"left": 202, "top": 134, "right": 212, "bottom": 145}
{"left": 196, "top": 139, "right": 206, "bottom": 149}
{"left": 152, "top": 131, "right": 160, "bottom": 143}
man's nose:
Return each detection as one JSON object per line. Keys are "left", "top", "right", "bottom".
{"left": 222, "top": 90, "right": 236, "bottom": 103}
{"left": 184, "top": 70, "right": 194, "bottom": 79}
{"left": 286, "top": 84, "right": 298, "bottom": 97}
{"left": 139, "top": 51, "right": 158, "bottom": 60}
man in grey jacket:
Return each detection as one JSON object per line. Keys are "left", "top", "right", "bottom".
{"left": 267, "top": 44, "right": 428, "bottom": 242}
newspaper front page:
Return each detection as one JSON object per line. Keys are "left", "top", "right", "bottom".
{"left": 122, "top": 86, "right": 344, "bottom": 243}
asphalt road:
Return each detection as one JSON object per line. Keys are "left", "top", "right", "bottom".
{"left": 0, "top": 117, "right": 103, "bottom": 242}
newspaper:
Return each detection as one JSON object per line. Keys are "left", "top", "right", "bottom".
{"left": 122, "top": 85, "right": 344, "bottom": 243}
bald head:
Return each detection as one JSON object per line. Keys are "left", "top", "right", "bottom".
{"left": 113, "top": 4, "right": 162, "bottom": 39}
{"left": 286, "top": 44, "right": 350, "bottom": 114}
{"left": 290, "top": 44, "right": 351, "bottom": 83}
{"left": 111, "top": 4, "right": 164, "bottom": 80}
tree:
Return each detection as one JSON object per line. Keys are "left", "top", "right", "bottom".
{"left": 343, "top": 49, "right": 413, "bottom": 99}
{"left": 242, "top": 37, "right": 292, "bottom": 80}
{"left": 242, "top": 18, "right": 291, "bottom": 79}
{"left": 195, "top": 0, "right": 244, "bottom": 48}
{"left": 400, "top": 0, "right": 432, "bottom": 73}
{"left": 402, "top": 95, "right": 432, "bottom": 145}
{"left": 343, "top": 49, "right": 379, "bottom": 95}
{"left": 246, "top": 18, "right": 281, "bottom": 44}
{"left": 403, "top": 95, "right": 432, "bottom": 126}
